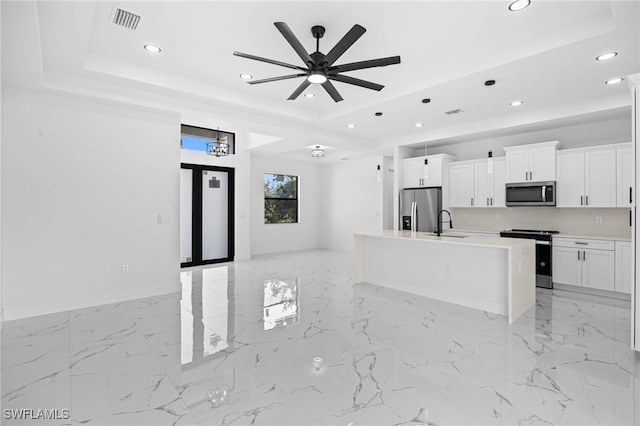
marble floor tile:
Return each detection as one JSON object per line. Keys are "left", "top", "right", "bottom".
{"left": 2, "top": 249, "right": 639, "bottom": 425}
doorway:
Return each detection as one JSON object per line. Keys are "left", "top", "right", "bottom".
{"left": 180, "top": 163, "right": 235, "bottom": 267}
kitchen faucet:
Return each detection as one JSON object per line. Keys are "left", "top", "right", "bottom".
{"left": 436, "top": 209, "right": 453, "bottom": 236}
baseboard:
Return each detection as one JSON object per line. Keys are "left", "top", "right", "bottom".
{"left": 3, "top": 286, "right": 179, "bottom": 321}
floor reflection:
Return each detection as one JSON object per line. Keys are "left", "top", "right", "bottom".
{"left": 263, "top": 277, "right": 300, "bottom": 331}
{"left": 180, "top": 265, "right": 234, "bottom": 366}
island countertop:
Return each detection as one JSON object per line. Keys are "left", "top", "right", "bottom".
{"left": 354, "top": 229, "right": 532, "bottom": 249}
{"left": 354, "top": 230, "right": 536, "bottom": 323}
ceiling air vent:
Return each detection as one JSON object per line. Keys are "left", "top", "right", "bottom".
{"left": 112, "top": 8, "right": 140, "bottom": 30}
{"left": 445, "top": 109, "right": 464, "bottom": 115}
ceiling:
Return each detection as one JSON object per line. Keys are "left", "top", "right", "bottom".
{"left": 3, "top": 1, "right": 639, "bottom": 162}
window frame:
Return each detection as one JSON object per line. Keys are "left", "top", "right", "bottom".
{"left": 181, "top": 124, "right": 236, "bottom": 155}
{"left": 263, "top": 173, "right": 299, "bottom": 224}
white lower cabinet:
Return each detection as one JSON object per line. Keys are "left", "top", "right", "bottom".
{"left": 615, "top": 241, "right": 632, "bottom": 294}
{"left": 553, "top": 238, "right": 615, "bottom": 291}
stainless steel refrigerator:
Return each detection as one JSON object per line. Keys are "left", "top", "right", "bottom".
{"left": 400, "top": 187, "right": 442, "bottom": 232}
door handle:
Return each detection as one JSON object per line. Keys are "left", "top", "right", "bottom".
{"left": 471, "top": 198, "right": 474, "bottom": 206}
{"left": 487, "top": 198, "right": 489, "bottom": 206}
{"left": 542, "top": 185, "right": 546, "bottom": 202}
{"left": 583, "top": 250, "right": 586, "bottom": 261}
{"left": 491, "top": 197, "right": 493, "bottom": 206}
{"left": 530, "top": 171, "right": 532, "bottom": 181}
{"left": 580, "top": 195, "right": 583, "bottom": 206}
{"left": 586, "top": 195, "right": 589, "bottom": 206}
{"left": 578, "top": 250, "right": 580, "bottom": 261}
{"left": 630, "top": 187, "right": 633, "bottom": 204}
{"left": 630, "top": 210, "right": 633, "bottom": 227}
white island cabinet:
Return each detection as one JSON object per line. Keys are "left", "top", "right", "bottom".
{"left": 354, "top": 231, "right": 535, "bottom": 323}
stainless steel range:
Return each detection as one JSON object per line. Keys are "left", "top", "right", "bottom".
{"left": 499, "top": 229, "right": 559, "bottom": 289}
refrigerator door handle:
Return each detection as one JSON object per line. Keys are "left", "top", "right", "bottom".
{"left": 411, "top": 201, "right": 417, "bottom": 231}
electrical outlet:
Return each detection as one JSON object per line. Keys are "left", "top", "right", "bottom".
{"left": 596, "top": 216, "right": 603, "bottom": 224}
{"left": 495, "top": 213, "right": 501, "bottom": 221}
{"left": 122, "top": 264, "right": 129, "bottom": 274}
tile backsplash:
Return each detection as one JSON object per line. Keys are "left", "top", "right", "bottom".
{"left": 452, "top": 207, "right": 632, "bottom": 239}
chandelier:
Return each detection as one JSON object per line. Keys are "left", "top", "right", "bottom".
{"left": 206, "top": 129, "right": 229, "bottom": 157}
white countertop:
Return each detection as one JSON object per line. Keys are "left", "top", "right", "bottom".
{"left": 355, "top": 230, "right": 534, "bottom": 249}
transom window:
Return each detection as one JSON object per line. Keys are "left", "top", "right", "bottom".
{"left": 181, "top": 124, "right": 236, "bottom": 155}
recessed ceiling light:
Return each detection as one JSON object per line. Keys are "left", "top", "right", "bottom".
{"left": 304, "top": 93, "right": 315, "bottom": 98}
{"left": 347, "top": 123, "right": 356, "bottom": 129}
{"left": 414, "top": 123, "right": 424, "bottom": 128}
{"left": 510, "top": 100, "right": 524, "bottom": 106}
{"left": 375, "top": 112, "right": 383, "bottom": 117}
{"left": 239, "top": 73, "right": 253, "bottom": 80}
{"left": 605, "top": 77, "right": 624, "bottom": 85}
{"left": 509, "top": 0, "right": 530, "bottom": 11}
{"left": 143, "top": 44, "right": 161, "bottom": 53}
{"left": 596, "top": 52, "right": 617, "bottom": 61}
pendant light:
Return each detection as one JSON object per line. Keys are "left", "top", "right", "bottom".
{"left": 206, "top": 127, "right": 230, "bottom": 157}
{"left": 311, "top": 145, "right": 324, "bottom": 157}
{"left": 485, "top": 80, "right": 495, "bottom": 174}
{"left": 422, "top": 98, "right": 431, "bottom": 179}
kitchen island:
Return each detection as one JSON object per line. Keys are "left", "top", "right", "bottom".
{"left": 354, "top": 230, "right": 536, "bottom": 323}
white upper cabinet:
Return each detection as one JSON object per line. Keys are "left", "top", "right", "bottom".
{"left": 449, "top": 161, "right": 475, "bottom": 207}
{"left": 450, "top": 158, "right": 505, "bottom": 208}
{"left": 616, "top": 145, "right": 634, "bottom": 207}
{"left": 474, "top": 158, "right": 506, "bottom": 207}
{"left": 402, "top": 154, "right": 453, "bottom": 189}
{"left": 503, "top": 141, "right": 559, "bottom": 183}
{"left": 556, "top": 147, "right": 616, "bottom": 208}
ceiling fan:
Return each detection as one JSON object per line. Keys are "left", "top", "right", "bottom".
{"left": 233, "top": 22, "right": 401, "bottom": 102}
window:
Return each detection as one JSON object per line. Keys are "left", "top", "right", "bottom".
{"left": 264, "top": 173, "right": 298, "bottom": 224}
{"left": 181, "top": 124, "right": 236, "bottom": 155}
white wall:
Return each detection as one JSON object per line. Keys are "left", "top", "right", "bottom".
{"left": 427, "top": 116, "right": 631, "bottom": 161}
{"left": 320, "top": 156, "right": 384, "bottom": 253}
{"left": 2, "top": 88, "right": 181, "bottom": 320}
{"left": 180, "top": 132, "right": 251, "bottom": 262}
{"left": 250, "top": 154, "right": 321, "bottom": 255}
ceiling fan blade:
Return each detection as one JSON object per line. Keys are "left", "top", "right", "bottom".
{"left": 321, "top": 80, "right": 344, "bottom": 102}
{"left": 329, "top": 74, "right": 384, "bottom": 91}
{"left": 248, "top": 74, "right": 307, "bottom": 85}
{"left": 274, "top": 22, "right": 314, "bottom": 66}
{"left": 288, "top": 79, "right": 311, "bottom": 100}
{"left": 233, "top": 51, "right": 307, "bottom": 72}
{"left": 323, "top": 24, "right": 366, "bottom": 66}
{"left": 329, "top": 56, "right": 401, "bottom": 73}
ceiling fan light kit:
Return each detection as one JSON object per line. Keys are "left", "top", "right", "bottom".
{"left": 233, "top": 22, "right": 401, "bottom": 102}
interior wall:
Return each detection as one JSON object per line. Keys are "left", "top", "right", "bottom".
{"left": 2, "top": 88, "right": 181, "bottom": 320}
{"left": 320, "top": 156, "right": 384, "bottom": 253}
{"left": 452, "top": 207, "right": 631, "bottom": 239}
{"left": 180, "top": 131, "right": 251, "bottom": 262}
{"left": 427, "top": 116, "right": 631, "bottom": 161}
{"left": 250, "top": 154, "right": 321, "bottom": 255}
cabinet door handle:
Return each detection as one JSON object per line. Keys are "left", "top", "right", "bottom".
{"left": 491, "top": 197, "right": 493, "bottom": 206}
{"left": 586, "top": 195, "right": 589, "bottom": 206}
{"left": 530, "top": 171, "right": 533, "bottom": 181}
{"left": 575, "top": 242, "right": 588, "bottom": 245}
{"left": 578, "top": 251, "right": 581, "bottom": 261}
{"left": 583, "top": 250, "right": 586, "bottom": 261}
{"left": 487, "top": 198, "right": 489, "bottom": 206}
{"left": 630, "top": 187, "right": 633, "bottom": 204}
{"left": 471, "top": 198, "right": 474, "bottom": 206}
{"left": 630, "top": 210, "right": 633, "bottom": 227}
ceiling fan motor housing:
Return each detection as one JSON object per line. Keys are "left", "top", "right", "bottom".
{"left": 311, "top": 25, "right": 325, "bottom": 39}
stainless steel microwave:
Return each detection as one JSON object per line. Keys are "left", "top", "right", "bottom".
{"left": 505, "top": 181, "right": 556, "bottom": 206}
